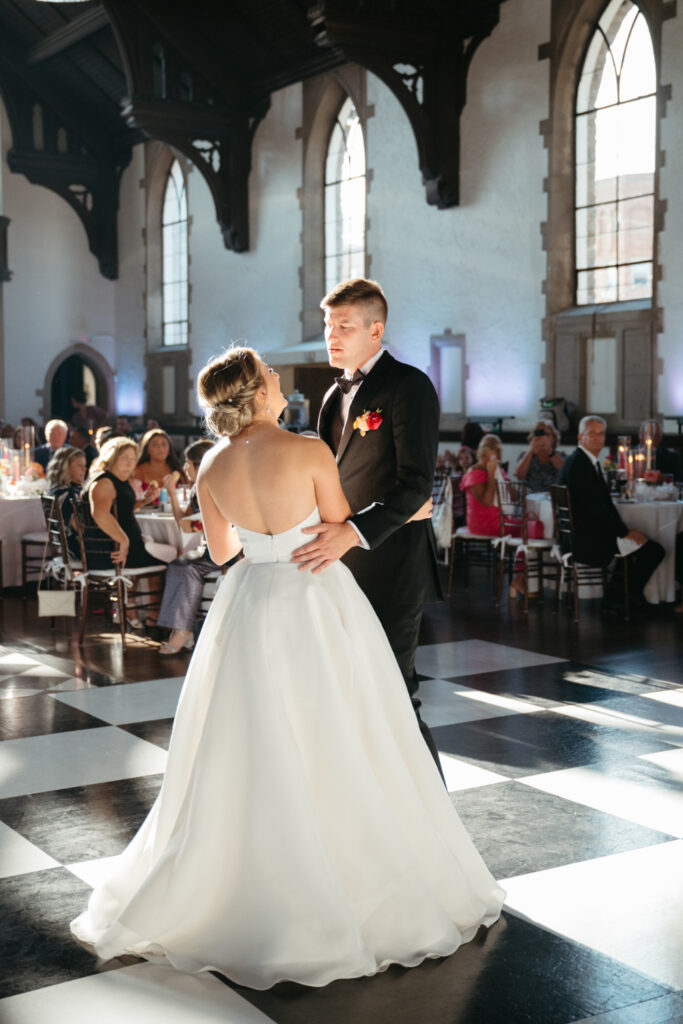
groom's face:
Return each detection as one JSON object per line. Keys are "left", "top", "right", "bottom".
{"left": 323, "top": 304, "right": 384, "bottom": 373}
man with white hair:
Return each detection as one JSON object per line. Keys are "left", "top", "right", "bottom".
{"left": 558, "top": 415, "right": 664, "bottom": 612}
{"left": 33, "top": 419, "right": 68, "bottom": 472}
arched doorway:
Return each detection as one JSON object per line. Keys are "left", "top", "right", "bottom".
{"left": 44, "top": 345, "right": 114, "bottom": 425}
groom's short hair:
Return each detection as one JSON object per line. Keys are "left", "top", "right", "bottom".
{"left": 321, "top": 278, "right": 388, "bottom": 326}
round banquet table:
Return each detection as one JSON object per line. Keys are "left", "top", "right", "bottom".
{"left": 0, "top": 495, "right": 46, "bottom": 587}
{"left": 527, "top": 493, "right": 683, "bottom": 604}
{"left": 615, "top": 500, "right": 683, "bottom": 604}
{"left": 134, "top": 511, "right": 203, "bottom": 558}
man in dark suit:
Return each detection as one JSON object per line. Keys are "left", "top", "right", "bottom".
{"left": 559, "top": 415, "right": 664, "bottom": 609}
{"left": 69, "top": 427, "right": 98, "bottom": 470}
{"left": 292, "top": 278, "right": 443, "bottom": 774}
{"left": 33, "top": 419, "right": 68, "bottom": 472}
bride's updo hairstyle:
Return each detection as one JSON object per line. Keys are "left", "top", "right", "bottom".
{"left": 197, "top": 346, "right": 265, "bottom": 438}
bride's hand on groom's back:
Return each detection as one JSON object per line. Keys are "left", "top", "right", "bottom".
{"left": 407, "top": 498, "right": 433, "bottom": 523}
{"left": 292, "top": 522, "right": 359, "bottom": 574}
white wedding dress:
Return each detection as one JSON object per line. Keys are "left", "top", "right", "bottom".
{"left": 71, "top": 507, "right": 505, "bottom": 989}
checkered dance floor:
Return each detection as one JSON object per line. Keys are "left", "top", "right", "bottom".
{"left": 1, "top": 638, "right": 682, "bottom": 1024}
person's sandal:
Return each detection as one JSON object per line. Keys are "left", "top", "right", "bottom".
{"left": 159, "top": 630, "right": 194, "bottom": 655}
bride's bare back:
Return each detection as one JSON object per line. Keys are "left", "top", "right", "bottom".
{"left": 196, "top": 424, "right": 351, "bottom": 565}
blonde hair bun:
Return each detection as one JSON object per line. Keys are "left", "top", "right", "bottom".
{"left": 197, "top": 346, "right": 264, "bottom": 438}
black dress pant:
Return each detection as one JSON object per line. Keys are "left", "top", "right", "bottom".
{"left": 609, "top": 539, "right": 665, "bottom": 598}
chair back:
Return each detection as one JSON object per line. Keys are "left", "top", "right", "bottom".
{"left": 40, "top": 494, "right": 74, "bottom": 577}
{"left": 70, "top": 496, "right": 117, "bottom": 571}
{"left": 495, "top": 478, "right": 526, "bottom": 540}
{"left": 550, "top": 484, "right": 573, "bottom": 554}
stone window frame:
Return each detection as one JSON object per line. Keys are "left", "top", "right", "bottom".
{"left": 143, "top": 142, "right": 194, "bottom": 423}
{"left": 541, "top": 0, "right": 674, "bottom": 430}
{"left": 298, "top": 66, "right": 374, "bottom": 343}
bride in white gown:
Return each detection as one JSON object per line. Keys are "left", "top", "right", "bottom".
{"left": 70, "top": 346, "right": 505, "bottom": 989}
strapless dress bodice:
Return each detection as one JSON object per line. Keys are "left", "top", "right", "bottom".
{"left": 235, "top": 506, "right": 320, "bottom": 564}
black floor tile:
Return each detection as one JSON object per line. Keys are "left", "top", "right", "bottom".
{"left": 0, "top": 867, "right": 123, "bottom": 998}
{"left": 570, "top": 992, "right": 683, "bottom": 1023}
{"left": 0, "top": 775, "right": 163, "bottom": 862}
{"left": 119, "top": 718, "right": 174, "bottom": 750}
{"left": 0, "top": 693, "right": 108, "bottom": 740}
{"left": 231, "top": 912, "right": 670, "bottom": 1024}
{"left": 451, "top": 781, "right": 675, "bottom": 879}
{"left": 442, "top": 662, "right": 677, "bottom": 708}
{"left": 431, "top": 710, "right": 680, "bottom": 779}
{"left": 575, "top": 691, "right": 683, "bottom": 730}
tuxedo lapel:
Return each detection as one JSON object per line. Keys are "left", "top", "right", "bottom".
{"left": 318, "top": 384, "right": 340, "bottom": 449}
{"left": 336, "top": 352, "right": 394, "bottom": 464}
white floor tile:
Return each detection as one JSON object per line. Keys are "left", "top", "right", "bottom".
{"left": 0, "top": 821, "right": 59, "bottom": 878}
{"left": 416, "top": 639, "right": 563, "bottom": 680}
{"left": 66, "top": 855, "right": 122, "bottom": 888}
{"left": 0, "top": 727, "right": 167, "bottom": 799}
{"left": 640, "top": 746, "right": 683, "bottom": 782}
{"left": 501, "top": 840, "right": 683, "bottom": 989}
{"left": 450, "top": 685, "right": 545, "bottom": 715}
{"left": 643, "top": 688, "right": 683, "bottom": 709}
{"left": 438, "top": 753, "right": 508, "bottom": 792}
{"left": 20, "top": 665, "right": 69, "bottom": 679}
{"left": 520, "top": 763, "right": 683, "bottom": 838}
{"left": 51, "top": 678, "right": 184, "bottom": 725}
{"left": 0, "top": 962, "right": 274, "bottom": 1023}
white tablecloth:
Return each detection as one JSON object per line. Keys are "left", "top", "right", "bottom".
{"left": 0, "top": 496, "right": 46, "bottom": 587}
{"left": 527, "top": 493, "right": 683, "bottom": 604}
{"left": 616, "top": 501, "right": 683, "bottom": 604}
{"left": 135, "top": 512, "right": 203, "bottom": 558}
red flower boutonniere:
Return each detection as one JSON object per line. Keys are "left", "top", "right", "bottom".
{"left": 353, "top": 409, "right": 383, "bottom": 437}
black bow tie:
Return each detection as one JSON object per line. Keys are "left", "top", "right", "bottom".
{"left": 335, "top": 370, "right": 364, "bottom": 395}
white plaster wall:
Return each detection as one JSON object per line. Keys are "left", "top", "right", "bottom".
{"left": 187, "top": 84, "right": 303, "bottom": 413}
{"left": 657, "top": 11, "right": 683, "bottom": 417}
{"left": 114, "top": 145, "right": 147, "bottom": 417}
{"left": 0, "top": 99, "right": 116, "bottom": 424}
{"left": 366, "top": 0, "right": 549, "bottom": 428}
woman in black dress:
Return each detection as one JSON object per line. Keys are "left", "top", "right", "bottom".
{"left": 82, "top": 437, "right": 166, "bottom": 571}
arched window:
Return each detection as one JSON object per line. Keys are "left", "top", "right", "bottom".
{"left": 324, "top": 96, "right": 366, "bottom": 294}
{"left": 162, "top": 160, "right": 188, "bottom": 346}
{"left": 575, "top": 0, "right": 656, "bottom": 305}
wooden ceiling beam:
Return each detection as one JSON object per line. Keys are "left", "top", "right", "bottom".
{"left": 26, "top": 5, "right": 110, "bottom": 66}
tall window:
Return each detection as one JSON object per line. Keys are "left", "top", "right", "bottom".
{"left": 324, "top": 97, "right": 366, "bottom": 294}
{"left": 575, "top": 0, "right": 656, "bottom": 305}
{"left": 162, "top": 160, "right": 188, "bottom": 346}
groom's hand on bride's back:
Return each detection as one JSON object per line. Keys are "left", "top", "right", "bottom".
{"left": 292, "top": 522, "right": 360, "bottom": 574}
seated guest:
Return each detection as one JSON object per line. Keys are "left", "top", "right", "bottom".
{"left": 115, "top": 415, "right": 138, "bottom": 439}
{"left": 46, "top": 446, "right": 87, "bottom": 557}
{"left": 70, "top": 390, "right": 109, "bottom": 431}
{"left": 461, "top": 421, "right": 485, "bottom": 452}
{"left": 33, "top": 419, "right": 68, "bottom": 471}
{"left": 515, "top": 420, "right": 565, "bottom": 493}
{"left": 82, "top": 437, "right": 170, "bottom": 571}
{"left": 558, "top": 415, "right": 664, "bottom": 611}
{"left": 133, "top": 428, "right": 187, "bottom": 490}
{"left": 68, "top": 427, "right": 98, "bottom": 470}
{"left": 94, "top": 425, "right": 114, "bottom": 451}
{"left": 460, "top": 434, "right": 507, "bottom": 536}
{"left": 638, "top": 419, "right": 682, "bottom": 479}
{"left": 156, "top": 440, "right": 239, "bottom": 655}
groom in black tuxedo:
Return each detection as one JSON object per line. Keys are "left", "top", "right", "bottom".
{"left": 293, "top": 278, "right": 443, "bottom": 774}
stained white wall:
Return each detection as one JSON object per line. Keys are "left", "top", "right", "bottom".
{"left": 186, "top": 83, "right": 303, "bottom": 414}
{"left": 0, "top": 99, "right": 117, "bottom": 424}
{"left": 365, "top": 0, "right": 549, "bottom": 429}
{"left": 657, "top": 11, "right": 683, "bottom": 418}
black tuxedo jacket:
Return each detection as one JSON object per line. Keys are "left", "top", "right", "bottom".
{"left": 558, "top": 447, "right": 628, "bottom": 566}
{"left": 318, "top": 351, "right": 442, "bottom": 611}
{"left": 655, "top": 446, "right": 683, "bottom": 479}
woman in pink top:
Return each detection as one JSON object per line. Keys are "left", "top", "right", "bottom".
{"left": 460, "top": 434, "right": 506, "bottom": 535}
